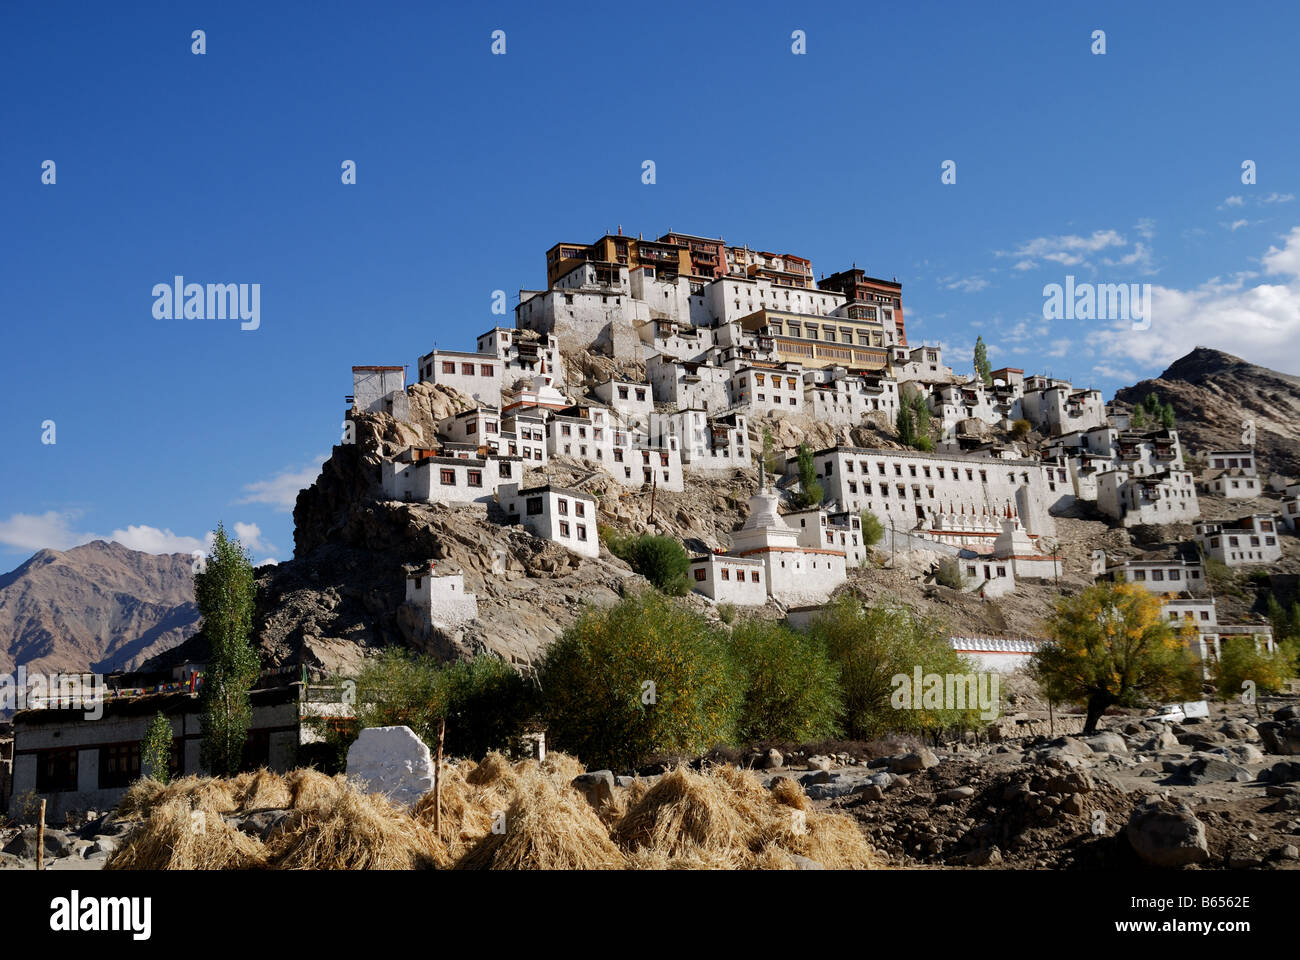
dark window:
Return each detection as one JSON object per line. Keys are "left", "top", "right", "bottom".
{"left": 99, "top": 742, "right": 142, "bottom": 789}
{"left": 36, "top": 748, "right": 79, "bottom": 792}
{"left": 526, "top": 497, "right": 543, "bottom": 516}
{"left": 694, "top": 568, "right": 706, "bottom": 581}
{"left": 440, "top": 469, "right": 456, "bottom": 486}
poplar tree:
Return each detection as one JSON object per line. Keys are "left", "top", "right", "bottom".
{"left": 197, "top": 522, "right": 260, "bottom": 776}
{"left": 973, "top": 336, "right": 992, "bottom": 385}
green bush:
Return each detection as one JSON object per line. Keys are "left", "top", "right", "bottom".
{"left": 717, "top": 603, "right": 737, "bottom": 625}
{"left": 347, "top": 649, "right": 534, "bottom": 759}
{"left": 935, "top": 557, "right": 964, "bottom": 589}
{"left": 795, "top": 444, "right": 824, "bottom": 507}
{"left": 807, "top": 596, "right": 977, "bottom": 739}
{"left": 607, "top": 533, "right": 692, "bottom": 595}
{"left": 859, "top": 511, "right": 884, "bottom": 548}
{"left": 538, "top": 592, "right": 740, "bottom": 770}
{"left": 726, "top": 619, "right": 842, "bottom": 743}
{"left": 1010, "top": 418, "right": 1032, "bottom": 440}
{"left": 141, "top": 711, "right": 175, "bottom": 784}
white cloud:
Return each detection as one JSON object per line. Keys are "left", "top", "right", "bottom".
{"left": 0, "top": 510, "right": 90, "bottom": 552}
{"left": 1224, "top": 219, "right": 1251, "bottom": 231}
{"left": 238, "top": 457, "right": 326, "bottom": 512}
{"left": 1219, "top": 196, "right": 1245, "bottom": 209}
{"left": 942, "top": 275, "right": 990, "bottom": 293}
{"left": 1094, "top": 226, "right": 1300, "bottom": 375}
{"left": 0, "top": 511, "right": 272, "bottom": 559}
{"left": 997, "top": 230, "right": 1126, "bottom": 269}
{"left": 1262, "top": 192, "right": 1295, "bottom": 205}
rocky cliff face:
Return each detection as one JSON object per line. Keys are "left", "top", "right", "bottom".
{"left": 0, "top": 541, "right": 198, "bottom": 675}
{"left": 1113, "top": 347, "right": 1300, "bottom": 479}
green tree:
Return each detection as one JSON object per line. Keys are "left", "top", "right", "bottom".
{"left": 1212, "top": 636, "right": 1296, "bottom": 712}
{"left": 1010, "top": 418, "right": 1032, "bottom": 441}
{"left": 807, "top": 596, "right": 979, "bottom": 739}
{"left": 607, "top": 533, "right": 692, "bottom": 595}
{"left": 726, "top": 619, "right": 843, "bottom": 742}
{"left": 141, "top": 711, "right": 175, "bottom": 784}
{"left": 538, "top": 592, "right": 740, "bottom": 770}
{"left": 196, "top": 523, "right": 260, "bottom": 776}
{"left": 896, "top": 401, "right": 915, "bottom": 446}
{"left": 859, "top": 511, "right": 884, "bottom": 548}
{"left": 974, "top": 336, "right": 992, "bottom": 386}
{"left": 342, "top": 649, "right": 534, "bottom": 758}
{"left": 761, "top": 429, "right": 782, "bottom": 474}
{"left": 1130, "top": 404, "right": 1147, "bottom": 430}
{"left": 1031, "top": 582, "right": 1202, "bottom": 733}
{"left": 795, "top": 443, "right": 824, "bottom": 507}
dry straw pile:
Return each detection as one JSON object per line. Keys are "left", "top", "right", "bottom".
{"left": 106, "top": 752, "right": 877, "bottom": 871}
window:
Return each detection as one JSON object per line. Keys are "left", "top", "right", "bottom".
{"left": 558, "top": 498, "right": 568, "bottom": 515}
{"left": 481, "top": 364, "right": 494, "bottom": 377}
{"left": 751, "top": 570, "right": 760, "bottom": 583}
{"left": 462, "top": 363, "right": 474, "bottom": 376}
{"left": 440, "top": 469, "right": 456, "bottom": 486}
{"left": 442, "top": 361, "right": 455, "bottom": 374}
{"left": 467, "top": 470, "right": 482, "bottom": 487}
{"left": 721, "top": 568, "right": 730, "bottom": 580}
{"left": 559, "top": 521, "right": 570, "bottom": 537}
{"left": 577, "top": 525, "right": 587, "bottom": 541}
{"left": 575, "top": 501, "right": 586, "bottom": 518}
{"left": 526, "top": 497, "right": 543, "bottom": 516}
{"left": 99, "top": 742, "right": 142, "bottom": 789}
{"left": 694, "top": 568, "right": 706, "bottom": 582}
{"left": 36, "top": 748, "right": 79, "bottom": 792}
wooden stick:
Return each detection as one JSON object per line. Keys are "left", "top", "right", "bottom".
{"left": 434, "top": 717, "right": 445, "bottom": 836}
{"left": 36, "top": 799, "right": 46, "bottom": 871}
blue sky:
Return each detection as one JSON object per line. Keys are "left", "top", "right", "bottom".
{"left": 3, "top": 0, "right": 1299, "bottom": 567}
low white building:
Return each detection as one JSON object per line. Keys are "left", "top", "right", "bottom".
{"left": 804, "top": 367, "right": 900, "bottom": 426}
{"left": 501, "top": 411, "right": 549, "bottom": 465}
{"left": 785, "top": 508, "right": 868, "bottom": 567}
{"left": 592, "top": 378, "right": 653, "bottom": 421}
{"left": 948, "top": 636, "right": 1043, "bottom": 672}
{"left": 1021, "top": 381, "right": 1106, "bottom": 436}
{"left": 1096, "top": 467, "right": 1199, "bottom": 527}
{"left": 352, "top": 365, "right": 409, "bottom": 419}
{"left": 1093, "top": 555, "right": 1209, "bottom": 596}
{"left": 646, "top": 355, "right": 731, "bottom": 412}
{"left": 497, "top": 482, "right": 599, "bottom": 558}
{"left": 404, "top": 561, "right": 478, "bottom": 630}
{"left": 1195, "top": 515, "right": 1283, "bottom": 566}
{"left": 417, "top": 349, "right": 503, "bottom": 404}
{"left": 1202, "top": 449, "right": 1258, "bottom": 476}
{"left": 1203, "top": 469, "right": 1262, "bottom": 499}
{"left": 661, "top": 409, "right": 749, "bottom": 475}
{"left": 724, "top": 474, "right": 847, "bottom": 604}
{"left": 728, "top": 364, "right": 804, "bottom": 415}
{"left": 437, "top": 406, "right": 502, "bottom": 451}
{"left": 476, "top": 327, "right": 565, "bottom": 387}
{"left": 689, "top": 553, "right": 767, "bottom": 605}
{"left": 1280, "top": 482, "right": 1300, "bottom": 533}
{"left": 381, "top": 454, "right": 516, "bottom": 505}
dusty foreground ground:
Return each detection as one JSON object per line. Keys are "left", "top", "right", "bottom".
{"left": 767, "top": 697, "right": 1300, "bottom": 870}
{"left": 3, "top": 697, "right": 1299, "bottom": 871}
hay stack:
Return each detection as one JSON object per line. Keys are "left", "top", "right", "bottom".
{"left": 613, "top": 766, "right": 760, "bottom": 858}
{"left": 285, "top": 768, "right": 347, "bottom": 811}
{"left": 239, "top": 769, "right": 292, "bottom": 811}
{"left": 412, "top": 763, "right": 500, "bottom": 856}
{"left": 540, "top": 751, "right": 586, "bottom": 786}
{"left": 269, "top": 788, "right": 447, "bottom": 870}
{"left": 106, "top": 799, "right": 267, "bottom": 870}
{"left": 116, "top": 778, "right": 166, "bottom": 820}
{"left": 456, "top": 768, "right": 625, "bottom": 870}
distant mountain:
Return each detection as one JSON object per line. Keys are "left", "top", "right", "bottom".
{"left": 1114, "top": 346, "right": 1300, "bottom": 480}
{"left": 0, "top": 540, "right": 199, "bottom": 676}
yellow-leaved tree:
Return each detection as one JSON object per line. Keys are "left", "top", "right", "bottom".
{"left": 1031, "top": 582, "right": 1202, "bottom": 733}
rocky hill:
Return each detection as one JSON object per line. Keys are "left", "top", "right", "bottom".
{"left": 1113, "top": 346, "right": 1300, "bottom": 479}
{"left": 0, "top": 540, "right": 198, "bottom": 676}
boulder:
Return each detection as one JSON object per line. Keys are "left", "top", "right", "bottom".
{"left": 889, "top": 748, "right": 939, "bottom": 773}
{"left": 1218, "top": 720, "right": 1258, "bottom": 742}
{"left": 1166, "top": 756, "right": 1252, "bottom": 785}
{"left": 763, "top": 748, "right": 784, "bottom": 770}
{"left": 345, "top": 725, "right": 437, "bottom": 809}
{"left": 1263, "top": 761, "right": 1300, "bottom": 785}
{"left": 1141, "top": 728, "right": 1179, "bottom": 752}
{"left": 571, "top": 770, "right": 617, "bottom": 811}
{"left": 1126, "top": 800, "right": 1209, "bottom": 868}
{"left": 943, "top": 786, "right": 975, "bottom": 801}
{"left": 1257, "top": 720, "right": 1300, "bottom": 756}
{"left": 1085, "top": 732, "right": 1128, "bottom": 755}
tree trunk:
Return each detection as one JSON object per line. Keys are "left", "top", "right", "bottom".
{"left": 1083, "top": 693, "right": 1114, "bottom": 734}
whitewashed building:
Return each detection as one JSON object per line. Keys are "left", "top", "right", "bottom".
{"left": 352, "top": 365, "right": 409, "bottom": 418}
{"left": 417, "top": 349, "right": 503, "bottom": 404}
{"left": 476, "top": 327, "right": 565, "bottom": 387}
{"left": 381, "top": 454, "right": 517, "bottom": 505}
{"left": 689, "top": 553, "right": 767, "bottom": 606}
{"left": 646, "top": 354, "right": 731, "bottom": 412}
{"left": 497, "top": 482, "right": 599, "bottom": 558}
{"left": 592, "top": 378, "right": 653, "bottom": 420}
{"left": 1093, "top": 555, "right": 1209, "bottom": 596}
{"left": 804, "top": 367, "right": 900, "bottom": 426}
{"left": 728, "top": 364, "right": 804, "bottom": 414}
{"left": 795, "top": 446, "right": 1057, "bottom": 549}
{"left": 1194, "top": 515, "right": 1283, "bottom": 566}
{"left": 661, "top": 409, "right": 749, "bottom": 475}
{"left": 1204, "top": 469, "right": 1262, "bottom": 499}
{"left": 404, "top": 561, "right": 478, "bottom": 631}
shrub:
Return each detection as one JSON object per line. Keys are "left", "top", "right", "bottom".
{"left": 141, "top": 711, "right": 175, "bottom": 784}
{"left": 806, "top": 596, "right": 976, "bottom": 739}
{"left": 346, "top": 649, "right": 534, "bottom": 759}
{"left": 859, "top": 511, "right": 884, "bottom": 548}
{"left": 538, "top": 592, "right": 740, "bottom": 770}
{"left": 607, "top": 533, "right": 692, "bottom": 595}
{"left": 935, "top": 557, "right": 963, "bottom": 589}
{"left": 1010, "top": 418, "right": 1032, "bottom": 440}
{"left": 717, "top": 603, "right": 737, "bottom": 625}
{"left": 795, "top": 444, "right": 823, "bottom": 508}
{"left": 725, "top": 619, "right": 842, "bottom": 743}
{"left": 1212, "top": 635, "right": 1297, "bottom": 705}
